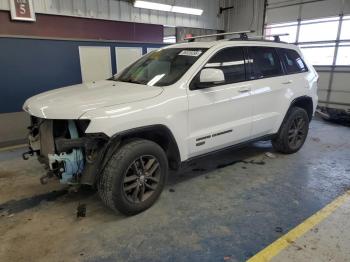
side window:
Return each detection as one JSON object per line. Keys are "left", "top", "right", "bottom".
{"left": 277, "top": 48, "right": 308, "bottom": 74}
{"left": 204, "top": 47, "right": 246, "bottom": 85}
{"left": 248, "top": 47, "right": 283, "bottom": 79}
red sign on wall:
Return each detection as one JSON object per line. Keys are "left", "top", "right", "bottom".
{"left": 10, "top": 0, "right": 36, "bottom": 21}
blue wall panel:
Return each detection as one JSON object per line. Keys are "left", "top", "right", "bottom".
{"left": 0, "top": 37, "right": 164, "bottom": 113}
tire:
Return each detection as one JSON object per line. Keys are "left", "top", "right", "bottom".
{"left": 272, "top": 107, "right": 309, "bottom": 154}
{"left": 98, "top": 139, "right": 168, "bottom": 215}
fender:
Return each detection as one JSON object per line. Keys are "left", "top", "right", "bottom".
{"left": 86, "top": 124, "right": 182, "bottom": 185}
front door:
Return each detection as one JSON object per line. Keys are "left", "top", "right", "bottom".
{"left": 187, "top": 47, "right": 253, "bottom": 158}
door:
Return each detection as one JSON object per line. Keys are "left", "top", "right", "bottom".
{"left": 187, "top": 47, "right": 253, "bottom": 158}
{"left": 246, "top": 46, "right": 286, "bottom": 137}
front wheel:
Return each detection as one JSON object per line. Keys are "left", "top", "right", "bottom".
{"left": 272, "top": 107, "right": 309, "bottom": 154}
{"left": 98, "top": 139, "right": 168, "bottom": 215}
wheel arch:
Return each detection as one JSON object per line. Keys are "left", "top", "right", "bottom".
{"left": 275, "top": 95, "right": 313, "bottom": 136}
{"left": 290, "top": 96, "right": 314, "bottom": 121}
{"left": 110, "top": 125, "right": 181, "bottom": 171}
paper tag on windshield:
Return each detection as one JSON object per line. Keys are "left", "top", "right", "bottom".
{"left": 179, "top": 50, "right": 202, "bottom": 57}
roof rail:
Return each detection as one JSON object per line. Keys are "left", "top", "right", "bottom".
{"left": 184, "top": 30, "right": 255, "bottom": 42}
{"left": 265, "top": 33, "right": 289, "bottom": 42}
{"left": 247, "top": 33, "right": 290, "bottom": 42}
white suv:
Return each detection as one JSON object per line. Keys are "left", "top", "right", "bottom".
{"left": 23, "top": 38, "right": 318, "bottom": 215}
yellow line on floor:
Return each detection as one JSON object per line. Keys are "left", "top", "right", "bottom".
{"left": 0, "top": 144, "right": 26, "bottom": 152}
{"left": 247, "top": 190, "right": 350, "bottom": 262}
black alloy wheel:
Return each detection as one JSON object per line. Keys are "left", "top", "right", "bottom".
{"left": 287, "top": 115, "right": 307, "bottom": 150}
{"left": 123, "top": 155, "right": 161, "bottom": 203}
{"left": 272, "top": 107, "right": 310, "bottom": 154}
{"left": 98, "top": 139, "right": 168, "bottom": 215}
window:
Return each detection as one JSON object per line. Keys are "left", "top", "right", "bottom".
{"left": 336, "top": 45, "right": 350, "bottom": 65}
{"left": 277, "top": 48, "right": 308, "bottom": 74}
{"left": 299, "top": 18, "right": 339, "bottom": 42}
{"left": 115, "top": 48, "right": 207, "bottom": 86}
{"left": 299, "top": 44, "right": 335, "bottom": 65}
{"left": 248, "top": 47, "right": 283, "bottom": 79}
{"left": 340, "top": 19, "right": 350, "bottom": 40}
{"left": 265, "top": 23, "right": 298, "bottom": 43}
{"left": 163, "top": 36, "right": 176, "bottom": 43}
{"left": 204, "top": 47, "right": 246, "bottom": 84}
{"left": 265, "top": 15, "right": 349, "bottom": 66}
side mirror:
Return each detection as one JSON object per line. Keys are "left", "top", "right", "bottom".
{"left": 195, "top": 68, "right": 225, "bottom": 89}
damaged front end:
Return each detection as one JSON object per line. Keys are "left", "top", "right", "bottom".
{"left": 24, "top": 117, "right": 110, "bottom": 185}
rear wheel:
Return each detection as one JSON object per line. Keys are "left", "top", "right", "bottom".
{"left": 272, "top": 107, "right": 309, "bottom": 154}
{"left": 98, "top": 139, "right": 168, "bottom": 215}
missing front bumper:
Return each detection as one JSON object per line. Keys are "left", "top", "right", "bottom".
{"left": 25, "top": 117, "right": 108, "bottom": 185}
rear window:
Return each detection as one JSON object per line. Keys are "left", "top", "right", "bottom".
{"left": 277, "top": 48, "right": 308, "bottom": 74}
{"left": 248, "top": 47, "right": 283, "bottom": 79}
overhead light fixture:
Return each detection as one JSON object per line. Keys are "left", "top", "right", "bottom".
{"left": 134, "top": 1, "right": 171, "bottom": 12}
{"left": 133, "top": 1, "right": 203, "bottom": 16}
{"left": 171, "top": 6, "right": 203, "bottom": 16}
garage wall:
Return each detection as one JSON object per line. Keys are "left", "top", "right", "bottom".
{"left": 0, "top": 11, "right": 163, "bottom": 42}
{"left": 0, "top": 36, "right": 164, "bottom": 147}
{"left": 266, "top": 0, "right": 350, "bottom": 24}
{"left": 0, "top": 0, "right": 170, "bottom": 148}
{"left": 0, "top": 0, "right": 222, "bottom": 30}
{"left": 219, "top": 0, "right": 266, "bottom": 35}
{"left": 265, "top": 0, "right": 350, "bottom": 112}
{"left": 0, "top": 36, "right": 163, "bottom": 113}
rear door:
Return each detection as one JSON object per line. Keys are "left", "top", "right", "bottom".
{"left": 246, "top": 46, "right": 286, "bottom": 137}
{"left": 276, "top": 47, "right": 310, "bottom": 97}
{"left": 187, "top": 46, "right": 253, "bottom": 157}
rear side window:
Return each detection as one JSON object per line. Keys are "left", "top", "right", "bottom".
{"left": 277, "top": 48, "right": 308, "bottom": 74}
{"left": 204, "top": 47, "right": 246, "bottom": 84}
{"left": 248, "top": 47, "right": 283, "bottom": 79}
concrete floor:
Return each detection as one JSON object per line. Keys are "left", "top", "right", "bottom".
{"left": 271, "top": 193, "right": 350, "bottom": 262}
{"left": 0, "top": 118, "right": 349, "bottom": 262}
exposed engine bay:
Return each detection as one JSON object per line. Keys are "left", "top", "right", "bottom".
{"left": 24, "top": 117, "right": 109, "bottom": 185}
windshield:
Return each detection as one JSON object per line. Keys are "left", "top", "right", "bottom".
{"left": 113, "top": 48, "right": 208, "bottom": 86}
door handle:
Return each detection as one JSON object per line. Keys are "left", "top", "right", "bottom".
{"left": 282, "top": 80, "right": 293, "bottom": 85}
{"left": 238, "top": 87, "right": 251, "bottom": 93}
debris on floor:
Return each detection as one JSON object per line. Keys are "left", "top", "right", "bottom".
{"left": 311, "top": 137, "right": 321, "bottom": 142}
{"left": 275, "top": 226, "right": 283, "bottom": 233}
{"left": 216, "top": 159, "right": 266, "bottom": 169}
{"left": 192, "top": 168, "right": 206, "bottom": 172}
{"left": 265, "top": 152, "right": 276, "bottom": 158}
{"left": 76, "top": 203, "right": 87, "bottom": 218}
{"left": 248, "top": 160, "right": 266, "bottom": 165}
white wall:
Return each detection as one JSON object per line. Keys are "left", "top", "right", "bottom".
{"left": 79, "top": 46, "right": 112, "bottom": 82}
{"left": 115, "top": 47, "right": 143, "bottom": 72}
{"left": 0, "top": 0, "right": 222, "bottom": 30}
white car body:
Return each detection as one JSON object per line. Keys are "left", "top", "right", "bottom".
{"left": 24, "top": 40, "right": 318, "bottom": 163}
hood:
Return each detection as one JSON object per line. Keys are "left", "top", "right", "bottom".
{"left": 23, "top": 80, "right": 163, "bottom": 119}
